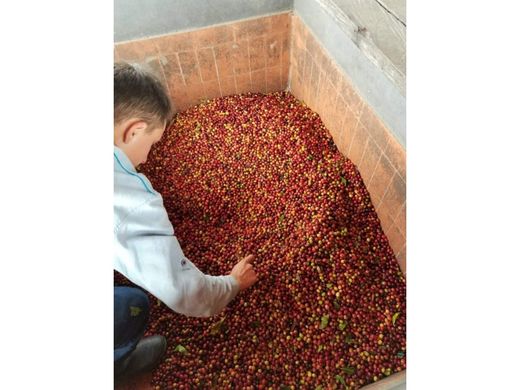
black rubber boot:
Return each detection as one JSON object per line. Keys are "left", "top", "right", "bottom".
{"left": 115, "top": 335, "right": 167, "bottom": 380}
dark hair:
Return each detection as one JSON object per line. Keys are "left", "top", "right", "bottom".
{"left": 114, "top": 62, "right": 173, "bottom": 130}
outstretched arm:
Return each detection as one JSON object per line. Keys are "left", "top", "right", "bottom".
{"left": 115, "top": 195, "right": 257, "bottom": 317}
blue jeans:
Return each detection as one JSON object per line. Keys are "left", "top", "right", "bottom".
{"left": 114, "top": 286, "right": 150, "bottom": 370}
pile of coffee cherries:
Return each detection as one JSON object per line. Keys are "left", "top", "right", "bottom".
{"left": 115, "top": 92, "right": 406, "bottom": 389}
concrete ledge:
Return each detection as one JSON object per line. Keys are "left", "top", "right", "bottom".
{"left": 294, "top": 0, "right": 406, "bottom": 148}
{"left": 115, "top": 0, "right": 293, "bottom": 42}
{"left": 361, "top": 370, "right": 406, "bottom": 390}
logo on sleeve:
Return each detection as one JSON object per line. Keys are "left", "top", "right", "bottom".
{"left": 180, "top": 257, "right": 191, "bottom": 271}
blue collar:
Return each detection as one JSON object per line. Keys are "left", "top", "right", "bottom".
{"left": 114, "top": 146, "right": 136, "bottom": 173}
{"left": 114, "top": 146, "right": 154, "bottom": 194}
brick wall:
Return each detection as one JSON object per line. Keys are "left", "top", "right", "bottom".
{"left": 115, "top": 13, "right": 290, "bottom": 112}
{"left": 289, "top": 14, "right": 406, "bottom": 273}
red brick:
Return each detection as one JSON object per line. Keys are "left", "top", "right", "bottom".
{"left": 178, "top": 50, "right": 202, "bottom": 85}
{"left": 162, "top": 54, "right": 185, "bottom": 95}
{"left": 248, "top": 36, "right": 266, "bottom": 71}
{"left": 270, "top": 13, "right": 290, "bottom": 34}
{"left": 396, "top": 245, "right": 406, "bottom": 274}
{"left": 358, "top": 137, "right": 382, "bottom": 186}
{"left": 265, "top": 34, "right": 282, "bottom": 68}
{"left": 384, "top": 134, "right": 406, "bottom": 182}
{"left": 116, "top": 38, "right": 159, "bottom": 61}
{"left": 385, "top": 224, "right": 406, "bottom": 260}
{"left": 155, "top": 32, "right": 195, "bottom": 55}
{"left": 394, "top": 203, "right": 406, "bottom": 237}
{"left": 339, "top": 77, "right": 364, "bottom": 118}
{"left": 281, "top": 56, "right": 289, "bottom": 90}
{"left": 266, "top": 65, "right": 282, "bottom": 93}
{"left": 196, "top": 47, "right": 218, "bottom": 82}
{"left": 231, "top": 39, "right": 250, "bottom": 75}
{"left": 380, "top": 172, "right": 406, "bottom": 222}
{"left": 213, "top": 42, "right": 235, "bottom": 78}
{"left": 202, "top": 79, "right": 221, "bottom": 100}
{"left": 219, "top": 75, "right": 237, "bottom": 97}
{"left": 235, "top": 72, "right": 253, "bottom": 94}
{"left": 251, "top": 68, "right": 267, "bottom": 93}
{"left": 359, "top": 104, "right": 391, "bottom": 151}
{"left": 184, "top": 82, "right": 205, "bottom": 107}
{"left": 193, "top": 25, "right": 233, "bottom": 48}
{"left": 367, "top": 154, "right": 395, "bottom": 207}
{"left": 336, "top": 100, "right": 358, "bottom": 156}
{"left": 232, "top": 17, "right": 270, "bottom": 40}
{"left": 377, "top": 205, "right": 394, "bottom": 239}
{"left": 348, "top": 123, "right": 369, "bottom": 167}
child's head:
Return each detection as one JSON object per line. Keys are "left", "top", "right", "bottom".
{"left": 114, "top": 62, "right": 173, "bottom": 167}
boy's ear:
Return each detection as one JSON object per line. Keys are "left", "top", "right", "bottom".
{"left": 122, "top": 120, "right": 148, "bottom": 144}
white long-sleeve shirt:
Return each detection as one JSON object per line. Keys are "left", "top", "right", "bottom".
{"left": 114, "top": 146, "right": 239, "bottom": 317}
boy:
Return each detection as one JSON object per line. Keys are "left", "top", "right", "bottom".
{"left": 113, "top": 62, "right": 258, "bottom": 380}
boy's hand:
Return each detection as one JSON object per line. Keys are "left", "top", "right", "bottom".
{"left": 230, "top": 255, "right": 258, "bottom": 291}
